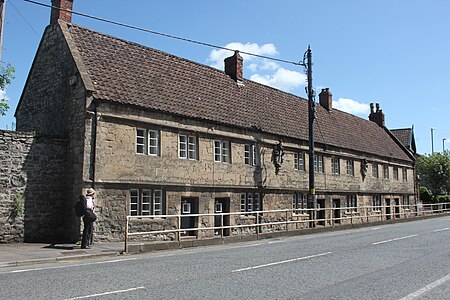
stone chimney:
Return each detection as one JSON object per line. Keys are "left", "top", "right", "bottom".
{"left": 369, "top": 102, "right": 385, "bottom": 127}
{"left": 224, "top": 51, "right": 243, "bottom": 82}
{"left": 50, "top": 0, "right": 74, "bottom": 24}
{"left": 319, "top": 88, "right": 332, "bottom": 111}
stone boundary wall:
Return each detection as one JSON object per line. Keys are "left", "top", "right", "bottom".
{"left": 0, "top": 130, "right": 71, "bottom": 243}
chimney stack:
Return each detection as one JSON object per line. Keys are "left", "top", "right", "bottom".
{"left": 369, "top": 102, "right": 385, "bottom": 127}
{"left": 319, "top": 88, "right": 332, "bottom": 111}
{"left": 50, "top": 0, "right": 74, "bottom": 24}
{"left": 224, "top": 51, "right": 243, "bottom": 82}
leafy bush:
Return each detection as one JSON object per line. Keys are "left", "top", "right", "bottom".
{"left": 419, "top": 186, "right": 432, "bottom": 203}
{"left": 435, "top": 194, "right": 450, "bottom": 203}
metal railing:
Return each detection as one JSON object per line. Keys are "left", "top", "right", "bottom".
{"left": 124, "top": 202, "right": 450, "bottom": 252}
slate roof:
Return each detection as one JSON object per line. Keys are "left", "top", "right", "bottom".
{"left": 391, "top": 128, "right": 416, "bottom": 154}
{"left": 67, "top": 23, "right": 412, "bottom": 162}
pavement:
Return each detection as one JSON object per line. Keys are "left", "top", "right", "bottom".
{"left": 0, "top": 241, "right": 125, "bottom": 268}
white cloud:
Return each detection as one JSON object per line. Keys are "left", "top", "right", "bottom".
{"left": 208, "top": 42, "right": 277, "bottom": 69}
{"left": 333, "top": 98, "right": 370, "bottom": 117}
{"left": 251, "top": 68, "right": 306, "bottom": 92}
{"left": 0, "top": 89, "right": 7, "bottom": 100}
{"left": 208, "top": 42, "right": 306, "bottom": 93}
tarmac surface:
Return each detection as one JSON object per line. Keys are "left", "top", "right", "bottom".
{"left": 0, "top": 241, "right": 125, "bottom": 268}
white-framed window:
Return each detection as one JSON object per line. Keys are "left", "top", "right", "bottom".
{"left": 129, "top": 189, "right": 165, "bottom": 216}
{"left": 244, "top": 144, "right": 257, "bottom": 166}
{"left": 292, "top": 193, "right": 307, "bottom": 214}
{"left": 314, "top": 154, "right": 324, "bottom": 173}
{"left": 294, "top": 152, "right": 306, "bottom": 171}
{"left": 393, "top": 166, "right": 399, "bottom": 180}
{"left": 372, "top": 195, "right": 382, "bottom": 211}
{"left": 179, "top": 134, "right": 197, "bottom": 160}
{"left": 402, "top": 195, "right": 410, "bottom": 207}
{"left": 346, "top": 159, "right": 354, "bottom": 176}
{"left": 372, "top": 163, "right": 379, "bottom": 178}
{"left": 346, "top": 195, "right": 357, "bottom": 212}
{"left": 331, "top": 157, "right": 340, "bottom": 174}
{"left": 214, "top": 140, "right": 231, "bottom": 163}
{"left": 240, "top": 193, "right": 261, "bottom": 212}
{"left": 403, "top": 167, "right": 408, "bottom": 181}
{"left": 383, "top": 165, "right": 389, "bottom": 179}
{"left": 136, "top": 128, "right": 160, "bottom": 156}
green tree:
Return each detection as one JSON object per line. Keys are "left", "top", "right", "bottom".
{"left": 416, "top": 152, "right": 450, "bottom": 196}
{"left": 0, "top": 64, "right": 15, "bottom": 116}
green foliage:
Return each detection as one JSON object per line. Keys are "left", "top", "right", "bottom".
{"left": 11, "top": 192, "right": 25, "bottom": 218}
{"left": 435, "top": 194, "right": 450, "bottom": 203}
{"left": 416, "top": 152, "right": 450, "bottom": 196}
{"left": 0, "top": 64, "right": 15, "bottom": 116}
{"left": 419, "top": 186, "right": 432, "bottom": 203}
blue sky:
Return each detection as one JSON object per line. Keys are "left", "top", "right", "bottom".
{"left": 3, "top": 0, "right": 450, "bottom": 154}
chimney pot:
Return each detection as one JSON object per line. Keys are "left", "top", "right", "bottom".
{"left": 319, "top": 88, "right": 333, "bottom": 111}
{"left": 224, "top": 51, "right": 243, "bottom": 82}
{"left": 50, "top": 0, "right": 74, "bottom": 24}
{"left": 369, "top": 102, "right": 385, "bottom": 127}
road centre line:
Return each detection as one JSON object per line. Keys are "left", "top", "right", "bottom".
{"left": 399, "top": 274, "right": 450, "bottom": 300}
{"left": 433, "top": 227, "right": 449, "bottom": 232}
{"left": 231, "top": 252, "right": 332, "bottom": 273}
{"left": 64, "top": 286, "right": 146, "bottom": 300}
{"left": 4, "top": 258, "right": 136, "bottom": 274}
{"left": 373, "top": 234, "right": 418, "bottom": 245}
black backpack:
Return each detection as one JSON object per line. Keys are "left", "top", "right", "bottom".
{"left": 75, "top": 195, "right": 87, "bottom": 217}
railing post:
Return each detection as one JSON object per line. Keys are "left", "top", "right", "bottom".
{"left": 256, "top": 212, "right": 259, "bottom": 238}
{"left": 286, "top": 209, "right": 289, "bottom": 232}
{"left": 221, "top": 213, "right": 224, "bottom": 239}
{"left": 124, "top": 216, "right": 129, "bottom": 254}
{"left": 177, "top": 214, "right": 181, "bottom": 243}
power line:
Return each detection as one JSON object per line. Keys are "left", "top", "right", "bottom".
{"left": 23, "top": 0, "right": 304, "bottom": 66}
{"left": 10, "top": 0, "right": 40, "bottom": 37}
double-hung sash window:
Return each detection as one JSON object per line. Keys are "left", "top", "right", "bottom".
{"left": 372, "top": 163, "right": 379, "bottom": 178}
{"left": 179, "top": 134, "right": 197, "bottom": 160}
{"left": 244, "top": 144, "right": 257, "bottom": 166}
{"left": 393, "top": 166, "right": 399, "bottom": 180}
{"left": 240, "top": 193, "right": 261, "bottom": 212}
{"left": 130, "top": 189, "right": 164, "bottom": 216}
{"left": 372, "top": 195, "right": 382, "bottom": 211}
{"left": 346, "top": 159, "right": 354, "bottom": 176}
{"left": 346, "top": 195, "right": 357, "bottom": 212}
{"left": 403, "top": 168, "right": 408, "bottom": 181}
{"left": 314, "top": 154, "right": 324, "bottom": 173}
{"left": 292, "top": 193, "right": 307, "bottom": 214}
{"left": 214, "top": 140, "right": 231, "bottom": 163}
{"left": 383, "top": 165, "right": 389, "bottom": 179}
{"left": 331, "top": 157, "right": 340, "bottom": 174}
{"left": 294, "top": 152, "right": 306, "bottom": 171}
{"left": 136, "top": 128, "right": 159, "bottom": 156}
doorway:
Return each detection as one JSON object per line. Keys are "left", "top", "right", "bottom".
{"left": 394, "top": 198, "right": 400, "bottom": 218}
{"left": 214, "top": 198, "right": 230, "bottom": 237}
{"left": 385, "top": 199, "right": 391, "bottom": 220}
{"left": 333, "top": 199, "right": 341, "bottom": 224}
{"left": 181, "top": 198, "right": 198, "bottom": 237}
{"left": 317, "top": 199, "right": 326, "bottom": 226}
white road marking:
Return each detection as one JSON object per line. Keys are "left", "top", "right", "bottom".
{"left": 373, "top": 234, "right": 418, "bottom": 245}
{"left": 229, "top": 243, "right": 262, "bottom": 249}
{"left": 4, "top": 258, "right": 136, "bottom": 274}
{"left": 399, "top": 274, "right": 450, "bottom": 300}
{"left": 371, "top": 227, "right": 381, "bottom": 230}
{"left": 433, "top": 227, "right": 450, "bottom": 232}
{"left": 232, "top": 252, "right": 332, "bottom": 273}
{"left": 268, "top": 240, "right": 284, "bottom": 244}
{"left": 64, "top": 286, "right": 146, "bottom": 300}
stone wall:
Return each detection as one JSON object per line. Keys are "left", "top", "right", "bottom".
{"left": 0, "top": 130, "right": 72, "bottom": 243}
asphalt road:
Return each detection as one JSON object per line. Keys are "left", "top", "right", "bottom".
{"left": 1, "top": 216, "right": 449, "bottom": 300}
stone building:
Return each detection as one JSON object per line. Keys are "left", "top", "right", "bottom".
{"left": 11, "top": 0, "right": 416, "bottom": 242}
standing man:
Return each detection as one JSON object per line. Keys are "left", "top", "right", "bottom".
{"left": 81, "top": 188, "right": 96, "bottom": 249}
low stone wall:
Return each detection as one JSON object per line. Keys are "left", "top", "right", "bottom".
{"left": 0, "top": 130, "right": 70, "bottom": 243}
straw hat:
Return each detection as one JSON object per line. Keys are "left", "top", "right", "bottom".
{"left": 86, "top": 188, "right": 96, "bottom": 196}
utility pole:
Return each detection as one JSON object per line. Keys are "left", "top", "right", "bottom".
{"left": 0, "top": 0, "right": 5, "bottom": 61}
{"left": 431, "top": 128, "right": 435, "bottom": 154}
{"left": 306, "top": 46, "right": 316, "bottom": 227}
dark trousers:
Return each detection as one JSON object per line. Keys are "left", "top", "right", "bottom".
{"left": 81, "top": 216, "right": 94, "bottom": 248}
